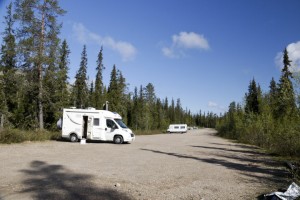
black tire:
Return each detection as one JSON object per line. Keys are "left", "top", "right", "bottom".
{"left": 70, "top": 134, "right": 78, "bottom": 142}
{"left": 114, "top": 135, "right": 123, "bottom": 144}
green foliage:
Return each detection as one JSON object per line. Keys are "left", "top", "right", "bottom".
{"left": 275, "top": 48, "right": 296, "bottom": 118}
{"left": 0, "top": 129, "right": 60, "bottom": 144}
{"left": 13, "top": 0, "right": 65, "bottom": 130}
{"left": 217, "top": 49, "right": 300, "bottom": 158}
{"left": 245, "top": 78, "right": 261, "bottom": 114}
{"left": 72, "top": 45, "right": 89, "bottom": 108}
{"left": 0, "top": 2, "right": 18, "bottom": 127}
{"left": 94, "top": 46, "right": 105, "bottom": 109}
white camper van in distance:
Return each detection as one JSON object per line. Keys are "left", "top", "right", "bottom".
{"left": 167, "top": 124, "right": 187, "bottom": 133}
{"left": 60, "top": 108, "right": 135, "bottom": 144}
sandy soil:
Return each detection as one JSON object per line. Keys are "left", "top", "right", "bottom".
{"left": 0, "top": 128, "right": 288, "bottom": 200}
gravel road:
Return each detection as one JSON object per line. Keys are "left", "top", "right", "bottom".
{"left": 0, "top": 128, "right": 288, "bottom": 200}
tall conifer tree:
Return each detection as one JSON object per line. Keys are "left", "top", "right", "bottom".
{"left": 94, "top": 46, "right": 105, "bottom": 109}
{"left": 73, "top": 45, "right": 88, "bottom": 108}
{"left": 276, "top": 48, "right": 296, "bottom": 117}
{"left": 107, "top": 65, "right": 118, "bottom": 111}
{"left": 14, "top": 0, "right": 65, "bottom": 129}
{"left": 57, "top": 39, "right": 70, "bottom": 109}
{"left": 245, "top": 78, "right": 260, "bottom": 114}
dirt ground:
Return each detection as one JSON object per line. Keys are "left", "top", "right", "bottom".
{"left": 0, "top": 128, "right": 289, "bottom": 200}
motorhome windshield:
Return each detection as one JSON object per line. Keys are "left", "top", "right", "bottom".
{"left": 115, "top": 119, "right": 128, "bottom": 128}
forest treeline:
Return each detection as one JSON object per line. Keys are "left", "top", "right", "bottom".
{"left": 217, "top": 48, "right": 300, "bottom": 157}
{"left": 0, "top": 0, "right": 217, "bottom": 132}
{"left": 1, "top": 0, "right": 299, "bottom": 159}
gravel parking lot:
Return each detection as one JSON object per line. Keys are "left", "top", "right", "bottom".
{"left": 0, "top": 128, "right": 288, "bottom": 200}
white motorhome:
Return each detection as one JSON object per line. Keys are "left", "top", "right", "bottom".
{"left": 167, "top": 124, "right": 187, "bottom": 133}
{"left": 59, "top": 108, "right": 135, "bottom": 144}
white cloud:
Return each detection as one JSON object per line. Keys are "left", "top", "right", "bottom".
{"left": 162, "top": 31, "right": 210, "bottom": 58}
{"left": 72, "top": 22, "right": 137, "bottom": 62}
{"left": 162, "top": 47, "right": 176, "bottom": 58}
{"left": 208, "top": 101, "right": 226, "bottom": 112}
{"left": 173, "top": 32, "right": 210, "bottom": 49}
{"left": 208, "top": 101, "right": 218, "bottom": 107}
{"left": 275, "top": 41, "right": 300, "bottom": 72}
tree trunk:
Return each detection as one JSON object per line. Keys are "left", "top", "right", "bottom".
{"left": 38, "top": 2, "right": 46, "bottom": 130}
{"left": 0, "top": 113, "right": 4, "bottom": 129}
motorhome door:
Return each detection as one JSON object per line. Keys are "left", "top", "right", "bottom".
{"left": 91, "top": 117, "right": 105, "bottom": 140}
{"left": 105, "top": 119, "right": 117, "bottom": 141}
{"left": 83, "top": 116, "right": 93, "bottom": 139}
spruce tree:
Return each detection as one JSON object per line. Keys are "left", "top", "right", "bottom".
{"left": 89, "top": 81, "right": 95, "bottom": 107}
{"left": 175, "top": 98, "right": 183, "bottom": 123}
{"left": 94, "top": 46, "right": 105, "bottom": 109}
{"left": 268, "top": 77, "right": 277, "bottom": 116}
{"left": 117, "top": 70, "right": 128, "bottom": 121}
{"left": 73, "top": 45, "right": 89, "bottom": 108}
{"left": 245, "top": 78, "right": 260, "bottom": 114}
{"left": 170, "top": 98, "right": 175, "bottom": 123}
{"left": 131, "top": 86, "right": 139, "bottom": 130}
{"left": 43, "top": 21, "right": 61, "bottom": 128}
{"left": 276, "top": 48, "right": 296, "bottom": 118}
{"left": 57, "top": 39, "right": 70, "bottom": 109}
{"left": 107, "top": 65, "right": 118, "bottom": 111}
{"left": 145, "top": 83, "right": 156, "bottom": 129}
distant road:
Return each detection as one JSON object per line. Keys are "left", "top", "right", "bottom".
{"left": 0, "top": 128, "right": 287, "bottom": 199}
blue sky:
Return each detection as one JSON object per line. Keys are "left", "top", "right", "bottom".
{"left": 1, "top": 0, "right": 300, "bottom": 114}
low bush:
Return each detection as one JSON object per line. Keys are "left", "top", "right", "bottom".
{"left": 0, "top": 128, "right": 60, "bottom": 144}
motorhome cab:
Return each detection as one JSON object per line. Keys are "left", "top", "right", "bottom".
{"left": 167, "top": 124, "right": 187, "bottom": 133}
{"left": 60, "top": 108, "right": 135, "bottom": 144}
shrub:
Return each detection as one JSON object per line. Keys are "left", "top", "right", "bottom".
{"left": 0, "top": 128, "right": 60, "bottom": 144}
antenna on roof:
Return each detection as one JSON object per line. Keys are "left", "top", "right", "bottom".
{"left": 103, "top": 101, "right": 109, "bottom": 110}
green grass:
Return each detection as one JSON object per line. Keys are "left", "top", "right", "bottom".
{"left": 0, "top": 128, "right": 61, "bottom": 144}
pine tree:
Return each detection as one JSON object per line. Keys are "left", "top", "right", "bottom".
{"left": 73, "top": 45, "right": 89, "bottom": 108}
{"left": 14, "top": 0, "right": 65, "bottom": 129}
{"left": 0, "top": 3, "right": 17, "bottom": 127}
{"left": 94, "top": 46, "right": 105, "bottom": 109}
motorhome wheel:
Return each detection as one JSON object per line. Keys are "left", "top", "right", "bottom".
{"left": 114, "top": 136, "right": 123, "bottom": 144}
{"left": 70, "top": 134, "right": 78, "bottom": 142}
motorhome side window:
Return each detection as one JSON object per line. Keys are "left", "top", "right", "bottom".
{"left": 93, "top": 118, "right": 100, "bottom": 126}
{"left": 174, "top": 126, "right": 179, "bottom": 129}
{"left": 106, "top": 119, "right": 118, "bottom": 129}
